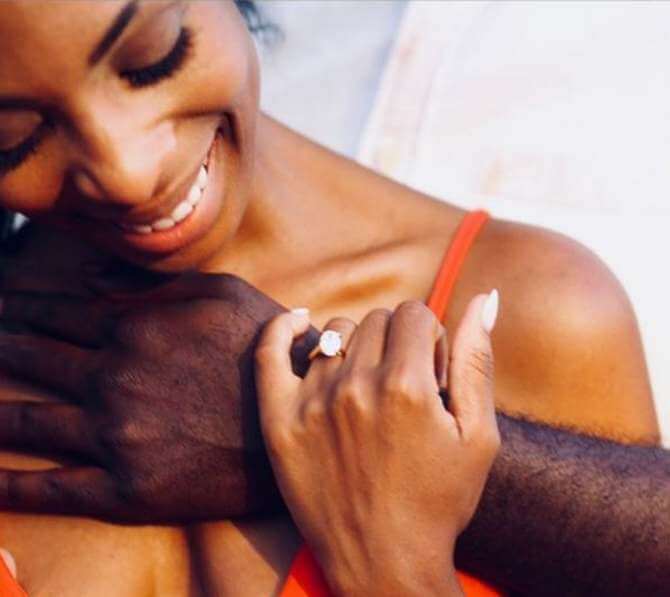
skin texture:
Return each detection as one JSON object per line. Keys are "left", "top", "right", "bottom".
{"left": 457, "top": 413, "right": 670, "bottom": 596}
{"left": 0, "top": 0, "right": 661, "bottom": 594}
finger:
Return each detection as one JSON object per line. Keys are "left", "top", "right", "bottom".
{"left": 0, "top": 548, "right": 16, "bottom": 580}
{"left": 0, "top": 402, "right": 96, "bottom": 460}
{"left": 255, "top": 309, "right": 312, "bottom": 426}
{"left": 435, "top": 329, "right": 448, "bottom": 389}
{"left": 307, "top": 316, "right": 357, "bottom": 379}
{"left": 342, "top": 309, "right": 391, "bottom": 371}
{"left": 0, "top": 467, "right": 119, "bottom": 518}
{"left": 448, "top": 290, "right": 499, "bottom": 438}
{"left": 0, "top": 333, "right": 94, "bottom": 402}
{"left": 0, "top": 292, "right": 113, "bottom": 347}
{"left": 383, "top": 300, "right": 444, "bottom": 388}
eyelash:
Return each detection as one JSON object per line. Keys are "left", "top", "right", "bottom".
{"left": 0, "top": 27, "right": 193, "bottom": 176}
{"left": 0, "top": 119, "right": 54, "bottom": 175}
{"left": 121, "top": 26, "right": 193, "bottom": 88}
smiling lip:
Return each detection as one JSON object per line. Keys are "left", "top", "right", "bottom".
{"left": 92, "top": 131, "right": 225, "bottom": 256}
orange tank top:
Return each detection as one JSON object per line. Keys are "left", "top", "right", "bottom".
{"left": 280, "top": 210, "right": 501, "bottom": 597}
{"left": 0, "top": 212, "right": 496, "bottom": 597}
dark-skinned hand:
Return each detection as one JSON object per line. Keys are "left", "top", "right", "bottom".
{"left": 0, "top": 265, "right": 318, "bottom": 523}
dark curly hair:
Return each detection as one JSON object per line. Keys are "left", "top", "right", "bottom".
{"left": 0, "top": 0, "right": 277, "bottom": 244}
{"left": 235, "top": 0, "right": 279, "bottom": 42}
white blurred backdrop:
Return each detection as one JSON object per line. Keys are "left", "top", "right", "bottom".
{"left": 259, "top": 1, "right": 670, "bottom": 443}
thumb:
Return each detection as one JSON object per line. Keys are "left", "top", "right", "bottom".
{"left": 255, "top": 308, "right": 311, "bottom": 428}
{"left": 448, "top": 290, "right": 498, "bottom": 438}
{"left": 0, "top": 547, "right": 17, "bottom": 579}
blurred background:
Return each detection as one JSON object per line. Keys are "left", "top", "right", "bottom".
{"left": 258, "top": 1, "right": 670, "bottom": 444}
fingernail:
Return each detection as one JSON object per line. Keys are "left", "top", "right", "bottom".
{"left": 480, "top": 289, "right": 499, "bottom": 333}
{"left": 0, "top": 548, "right": 16, "bottom": 579}
{"left": 291, "top": 307, "right": 310, "bottom": 317}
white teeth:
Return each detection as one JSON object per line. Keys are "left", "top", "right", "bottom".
{"left": 123, "top": 153, "right": 209, "bottom": 235}
{"left": 152, "top": 217, "right": 176, "bottom": 231}
{"left": 171, "top": 200, "right": 193, "bottom": 223}
{"left": 187, "top": 182, "right": 202, "bottom": 206}
{"left": 197, "top": 165, "right": 208, "bottom": 190}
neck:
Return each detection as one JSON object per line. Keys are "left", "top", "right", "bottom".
{"left": 197, "top": 114, "right": 377, "bottom": 284}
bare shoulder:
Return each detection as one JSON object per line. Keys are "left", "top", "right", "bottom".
{"left": 444, "top": 217, "right": 659, "bottom": 444}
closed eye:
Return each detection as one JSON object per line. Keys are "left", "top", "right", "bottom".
{"left": 0, "top": 120, "right": 54, "bottom": 175}
{"left": 121, "top": 26, "right": 193, "bottom": 88}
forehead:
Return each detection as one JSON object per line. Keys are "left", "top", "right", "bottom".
{"left": 0, "top": 1, "right": 163, "bottom": 96}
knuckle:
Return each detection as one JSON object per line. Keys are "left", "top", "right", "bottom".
{"left": 112, "top": 313, "right": 164, "bottom": 349}
{"left": 42, "top": 474, "right": 65, "bottom": 504}
{"left": 301, "top": 398, "right": 327, "bottom": 426}
{"left": 397, "top": 299, "right": 433, "bottom": 321}
{"left": 96, "top": 362, "right": 131, "bottom": 397}
{"left": 97, "top": 421, "right": 126, "bottom": 452}
{"left": 381, "top": 368, "right": 416, "bottom": 402}
{"left": 366, "top": 308, "right": 392, "bottom": 323}
{"left": 331, "top": 375, "right": 370, "bottom": 415}
{"left": 325, "top": 316, "right": 356, "bottom": 333}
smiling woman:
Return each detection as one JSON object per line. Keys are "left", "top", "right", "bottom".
{"left": 0, "top": 0, "right": 661, "bottom": 596}
{"left": 0, "top": 0, "right": 258, "bottom": 273}
{"left": 0, "top": 0, "right": 271, "bottom": 246}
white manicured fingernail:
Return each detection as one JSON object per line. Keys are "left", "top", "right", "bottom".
{"left": 291, "top": 307, "right": 310, "bottom": 317}
{"left": 480, "top": 289, "right": 499, "bottom": 333}
{"left": 0, "top": 548, "right": 17, "bottom": 578}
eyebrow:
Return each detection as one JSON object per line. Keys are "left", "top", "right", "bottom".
{"left": 88, "top": 0, "right": 139, "bottom": 66}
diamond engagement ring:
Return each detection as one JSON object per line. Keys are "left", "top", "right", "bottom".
{"left": 308, "top": 330, "right": 346, "bottom": 360}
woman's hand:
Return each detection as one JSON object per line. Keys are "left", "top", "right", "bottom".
{"left": 255, "top": 294, "right": 500, "bottom": 597}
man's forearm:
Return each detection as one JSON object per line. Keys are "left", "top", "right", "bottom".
{"left": 456, "top": 413, "right": 670, "bottom": 596}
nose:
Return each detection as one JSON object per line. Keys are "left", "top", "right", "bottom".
{"left": 70, "top": 112, "right": 176, "bottom": 210}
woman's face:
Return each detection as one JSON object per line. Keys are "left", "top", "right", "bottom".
{"left": 0, "top": 0, "right": 260, "bottom": 271}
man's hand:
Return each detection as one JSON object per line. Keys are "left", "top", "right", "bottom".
{"left": 0, "top": 271, "right": 318, "bottom": 522}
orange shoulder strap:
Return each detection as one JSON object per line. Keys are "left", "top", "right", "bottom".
{"left": 427, "top": 210, "right": 490, "bottom": 320}
{"left": 281, "top": 210, "right": 499, "bottom": 597}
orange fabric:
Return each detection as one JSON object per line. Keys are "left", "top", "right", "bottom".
{"left": 281, "top": 210, "right": 502, "bottom": 597}
{"left": 0, "top": 554, "right": 26, "bottom": 597}
{"left": 426, "top": 210, "right": 490, "bottom": 318}
{"left": 281, "top": 547, "right": 331, "bottom": 597}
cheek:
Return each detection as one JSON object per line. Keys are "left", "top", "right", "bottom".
{"left": 178, "top": 3, "right": 259, "bottom": 132}
{"left": 0, "top": 147, "right": 68, "bottom": 216}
